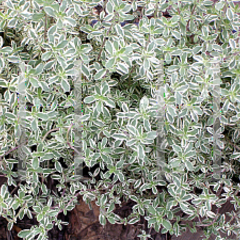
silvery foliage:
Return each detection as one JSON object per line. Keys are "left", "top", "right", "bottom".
{"left": 0, "top": 0, "right": 239, "bottom": 239}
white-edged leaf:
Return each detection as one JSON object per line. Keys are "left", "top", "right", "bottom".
{"left": 44, "top": 7, "right": 56, "bottom": 18}
{"left": 140, "top": 96, "right": 149, "bottom": 112}
{"left": 42, "top": 51, "right": 52, "bottom": 61}
{"left": 61, "top": 79, "right": 70, "bottom": 92}
{"left": 172, "top": 144, "right": 182, "bottom": 153}
{"left": 162, "top": 219, "right": 172, "bottom": 230}
{"left": 55, "top": 161, "right": 63, "bottom": 173}
{"left": 112, "top": 133, "right": 127, "bottom": 140}
{"left": 32, "top": 157, "right": 39, "bottom": 170}
{"left": 18, "top": 230, "right": 31, "bottom": 238}
{"left": 84, "top": 96, "right": 96, "bottom": 104}
{"left": 94, "top": 69, "right": 106, "bottom": 80}
{"left": 146, "top": 131, "right": 157, "bottom": 140}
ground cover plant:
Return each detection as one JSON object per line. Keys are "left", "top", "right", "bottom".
{"left": 0, "top": 0, "right": 240, "bottom": 239}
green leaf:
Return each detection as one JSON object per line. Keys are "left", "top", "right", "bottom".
{"left": 115, "top": 24, "right": 124, "bottom": 37}
{"left": 44, "top": 60, "right": 55, "bottom": 70}
{"left": 165, "top": 52, "right": 172, "bottom": 64}
{"left": 0, "top": 58, "right": 5, "bottom": 68}
{"left": 31, "top": 119, "right": 38, "bottom": 131}
{"left": 148, "top": 206, "right": 156, "bottom": 215}
{"left": 7, "top": 222, "right": 13, "bottom": 231}
{"left": 101, "top": 82, "right": 109, "bottom": 95}
{"left": 37, "top": 213, "right": 43, "bottom": 222}
{"left": 105, "top": 41, "right": 113, "bottom": 55}
{"left": 129, "top": 195, "right": 138, "bottom": 202}
{"left": 172, "top": 145, "right": 182, "bottom": 153}
{"left": 226, "top": 8, "right": 234, "bottom": 21}
{"left": 29, "top": 78, "right": 39, "bottom": 88}
{"left": 143, "top": 119, "right": 151, "bottom": 132}
{"left": 61, "top": 79, "right": 70, "bottom": 92}
{"left": 107, "top": 202, "right": 115, "bottom": 213}
{"left": 156, "top": 180, "right": 166, "bottom": 186}
{"left": 162, "top": 219, "right": 172, "bottom": 230}
{"left": 126, "top": 125, "right": 138, "bottom": 135}
{"left": 94, "top": 69, "right": 106, "bottom": 80}
{"left": 42, "top": 51, "right": 52, "bottom": 61}
{"left": 146, "top": 131, "right": 157, "bottom": 140}
{"left": 117, "top": 171, "right": 124, "bottom": 182}
{"left": 80, "top": 114, "right": 90, "bottom": 122}
{"left": 82, "top": 64, "right": 90, "bottom": 77}
{"left": 56, "top": 40, "right": 68, "bottom": 49}
{"left": 65, "top": 17, "right": 76, "bottom": 27}
{"left": 0, "top": 79, "right": 8, "bottom": 87}
{"left": 8, "top": 56, "right": 20, "bottom": 63}
{"left": 106, "top": 1, "right": 114, "bottom": 14}
{"left": 126, "top": 139, "right": 137, "bottom": 146}
{"left": 32, "top": 13, "right": 45, "bottom": 21}
{"left": 0, "top": 47, "right": 12, "bottom": 53}
{"left": 99, "top": 214, "right": 106, "bottom": 225}
{"left": 117, "top": 62, "right": 129, "bottom": 74}
{"left": 18, "top": 229, "right": 31, "bottom": 238}
{"left": 137, "top": 144, "right": 145, "bottom": 159}
{"left": 185, "top": 151, "right": 195, "bottom": 158}
{"left": 215, "top": 1, "right": 225, "bottom": 10}
{"left": 112, "top": 133, "right": 126, "bottom": 140}
{"left": 172, "top": 30, "right": 181, "bottom": 40}
{"left": 55, "top": 161, "right": 63, "bottom": 173}
{"left": 106, "top": 58, "right": 115, "bottom": 69}
{"left": 44, "top": 7, "right": 56, "bottom": 17}
{"left": 104, "top": 99, "right": 116, "bottom": 108}
{"left": 42, "top": 153, "right": 54, "bottom": 160}
{"left": 84, "top": 96, "right": 96, "bottom": 104}
{"left": 128, "top": 217, "right": 140, "bottom": 224}
{"left": 107, "top": 216, "right": 116, "bottom": 224}
{"left": 32, "top": 157, "right": 39, "bottom": 170}
{"left": 140, "top": 96, "right": 149, "bottom": 112}
{"left": 37, "top": 112, "right": 49, "bottom": 121}
{"left": 169, "top": 159, "right": 181, "bottom": 168}
{"left": 230, "top": 152, "right": 240, "bottom": 160}
{"left": 35, "top": 63, "right": 44, "bottom": 75}
{"left": 185, "top": 160, "right": 194, "bottom": 171}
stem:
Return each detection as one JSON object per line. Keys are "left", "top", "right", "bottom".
{"left": 197, "top": 208, "right": 219, "bottom": 227}
{"left": 53, "top": 191, "right": 81, "bottom": 221}
{"left": 67, "top": 142, "right": 81, "bottom": 156}
{"left": 66, "top": 123, "right": 73, "bottom": 144}
{"left": 225, "top": 136, "right": 240, "bottom": 151}
{"left": 216, "top": 183, "right": 223, "bottom": 197}
{"left": 97, "top": 17, "right": 115, "bottom": 61}
{"left": 66, "top": 123, "right": 82, "bottom": 156}
{"left": 30, "top": 0, "right": 33, "bottom": 12}
{"left": 61, "top": 188, "right": 66, "bottom": 197}
{"left": 42, "top": 128, "right": 59, "bottom": 142}
{"left": 41, "top": 127, "right": 59, "bottom": 168}
{"left": 13, "top": 203, "right": 27, "bottom": 223}
{"left": 50, "top": 184, "right": 116, "bottom": 210}
{"left": 202, "top": 182, "right": 215, "bottom": 195}
{"left": 0, "top": 140, "right": 28, "bottom": 159}
{"left": 229, "top": 213, "right": 237, "bottom": 224}
{"left": 44, "top": 14, "right": 48, "bottom": 40}
{"left": 10, "top": 181, "right": 22, "bottom": 195}
{"left": 154, "top": 3, "right": 158, "bottom": 19}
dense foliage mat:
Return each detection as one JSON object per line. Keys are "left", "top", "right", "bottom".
{"left": 0, "top": 0, "right": 240, "bottom": 239}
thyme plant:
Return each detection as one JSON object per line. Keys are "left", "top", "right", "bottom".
{"left": 0, "top": 0, "right": 239, "bottom": 239}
